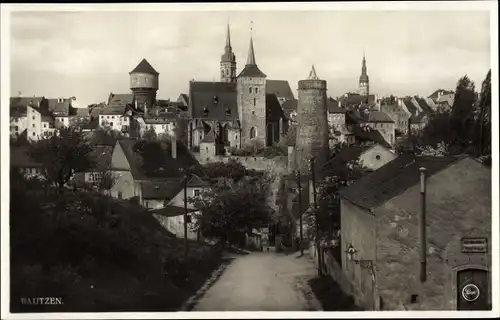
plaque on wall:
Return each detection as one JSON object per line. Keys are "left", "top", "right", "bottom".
{"left": 461, "top": 237, "right": 488, "bottom": 253}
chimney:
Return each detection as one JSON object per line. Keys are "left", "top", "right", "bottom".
{"left": 171, "top": 134, "right": 177, "bottom": 159}
{"left": 135, "top": 99, "right": 138, "bottom": 110}
{"left": 437, "top": 91, "right": 442, "bottom": 98}
{"left": 419, "top": 167, "right": 427, "bottom": 283}
{"left": 397, "top": 98, "right": 402, "bottom": 107}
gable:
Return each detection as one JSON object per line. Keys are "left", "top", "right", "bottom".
{"left": 110, "top": 141, "right": 131, "bottom": 171}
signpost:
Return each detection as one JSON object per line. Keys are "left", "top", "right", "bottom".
{"left": 461, "top": 238, "right": 488, "bottom": 253}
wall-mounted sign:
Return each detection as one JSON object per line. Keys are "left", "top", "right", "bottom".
{"left": 461, "top": 238, "right": 488, "bottom": 253}
{"left": 462, "top": 284, "right": 480, "bottom": 302}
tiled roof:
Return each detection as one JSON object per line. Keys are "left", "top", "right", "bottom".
{"left": 327, "top": 98, "right": 348, "bottom": 114}
{"left": 356, "top": 110, "right": 394, "bottom": 123}
{"left": 117, "top": 139, "right": 146, "bottom": 180}
{"left": 89, "top": 145, "right": 113, "bottom": 171}
{"left": 320, "top": 145, "right": 371, "bottom": 176}
{"left": 189, "top": 81, "right": 238, "bottom": 120}
{"left": 10, "top": 146, "right": 43, "bottom": 168}
{"left": 201, "top": 130, "right": 216, "bottom": 143}
{"left": 410, "top": 112, "right": 427, "bottom": 124}
{"left": 238, "top": 64, "right": 267, "bottom": 78}
{"left": 352, "top": 126, "right": 392, "bottom": 148}
{"left": 10, "top": 97, "right": 45, "bottom": 117}
{"left": 339, "top": 93, "right": 375, "bottom": 107}
{"left": 266, "top": 80, "right": 295, "bottom": 100}
{"left": 83, "top": 118, "right": 99, "bottom": 130}
{"left": 149, "top": 205, "right": 198, "bottom": 217}
{"left": 266, "top": 94, "right": 285, "bottom": 122}
{"left": 428, "top": 89, "right": 453, "bottom": 100}
{"left": 381, "top": 104, "right": 404, "bottom": 114}
{"left": 108, "top": 93, "right": 134, "bottom": 108}
{"left": 281, "top": 99, "right": 297, "bottom": 119}
{"left": 130, "top": 58, "right": 159, "bottom": 75}
{"left": 143, "top": 113, "right": 177, "bottom": 124}
{"left": 47, "top": 98, "right": 71, "bottom": 115}
{"left": 339, "top": 154, "right": 464, "bottom": 210}
{"left": 187, "top": 174, "right": 210, "bottom": 188}
{"left": 141, "top": 179, "right": 185, "bottom": 200}
{"left": 403, "top": 98, "right": 419, "bottom": 116}
{"left": 415, "top": 97, "right": 434, "bottom": 114}
{"left": 71, "top": 107, "right": 90, "bottom": 117}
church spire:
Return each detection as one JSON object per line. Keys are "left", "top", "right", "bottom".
{"left": 361, "top": 52, "right": 367, "bottom": 75}
{"left": 225, "top": 22, "right": 231, "bottom": 48}
{"left": 246, "top": 21, "right": 256, "bottom": 65}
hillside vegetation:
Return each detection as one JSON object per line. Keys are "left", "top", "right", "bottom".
{"left": 10, "top": 174, "right": 222, "bottom": 313}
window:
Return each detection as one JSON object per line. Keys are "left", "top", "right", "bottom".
{"left": 235, "top": 135, "right": 238, "bottom": 141}
{"left": 253, "top": 98, "right": 256, "bottom": 106}
{"left": 118, "top": 192, "right": 123, "bottom": 199}
{"left": 32, "top": 132, "right": 35, "bottom": 136}
{"left": 203, "top": 107, "right": 209, "bottom": 117}
{"left": 250, "top": 127, "right": 256, "bottom": 139}
{"left": 107, "top": 116, "right": 110, "bottom": 119}
{"left": 145, "top": 200, "right": 148, "bottom": 208}
{"left": 375, "top": 155, "right": 381, "bottom": 160}
{"left": 15, "top": 126, "right": 19, "bottom": 131}
{"left": 255, "top": 87, "right": 259, "bottom": 93}
{"left": 252, "top": 111, "right": 255, "bottom": 115}
{"left": 32, "top": 116, "right": 35, "bottom": 120}
{"left": 44, "top": 124, "right": 47, "bottom": 128}
{"left": 110, "top": 122, "right": 114, "bottom": 127}
{"left": 225, "top": 108, "right": 231, "bottom": 116}
{"left": 249, "top": 87, "right": 252, "bottom": 94}
{"left": 32, "top": 124, "right": 35, "bottom": 128}
{"left": 194, "top": 189, "right": 200, "bottom": 197}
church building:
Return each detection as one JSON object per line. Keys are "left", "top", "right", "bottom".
{"left": 186, "top": 24, "right": 291, "bottom": 154}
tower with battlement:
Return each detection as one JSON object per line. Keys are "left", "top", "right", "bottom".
{"left": 295, "top": 65, "right": 330, "bottom": 176}
{"left": 220, "top": 24, "right": 237, "bottom": 83}
{"left": 130, "top": 58, "right": 159, "bottom": 113}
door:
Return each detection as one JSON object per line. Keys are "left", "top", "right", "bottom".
{"left": 457, "top": 269, "right": 490, "bottom": 310}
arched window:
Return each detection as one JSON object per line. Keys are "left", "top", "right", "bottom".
{"left": 253, "top": 98, "right": 256, "bottom": 106}
{"left": 250, "top": 127, "right": 256, "bottom": 139}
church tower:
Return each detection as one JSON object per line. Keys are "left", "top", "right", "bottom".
{"left": 295, "top": 65, "right": 329, "bottom": 176}
{"left": 359, "top": 53, "right": 370, "bottom": 97}
{"left": 237, "top": 24, "right": 267, "bottom": 148}
{"left": 220, "top": 23, "right": 236, "bottom": 83}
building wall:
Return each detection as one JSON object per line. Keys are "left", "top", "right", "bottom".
{"left": 130, "top": 72, "right": 159, "bottom": 90}
{"left": 200, "top": 142, "right": 217, "bottom": 162}
{"left": 340, "top": 199, "right": 377, "bottom": 309}
{"left": 168, "top": 186, "right": 205, "bottom": 209}
{"left": 99, "top": 114, "right": 130, "bottom": 132}
{"left": 362, "top": 122, "right": 395, "bottom": 146}
{"left": 220, "top": 60, "right": 236, "bottom": 83}
{"left": 153, "top": 213, "right": 198, "bottom": 240}
{"left": 110, "top": 171, "right": 140, "bottom": 199}
{"left": 55, "top": 116, "right": 69, "bottom": 129}
{"left": 10, "top": 116, "right": 28, "bottom": 138}
{"left": 381, "top": 106, "right": 410, "bottom": 134}
{"left": 27, "top": 106, "right": 43, "bottom": 141}
{"left": 237, "top": 76, "right": 267, "bottom": 147}
{"left": 374, "top": 158, "right": 491, "bottom": 310}
{"left": 359, "top": 145, "right": 397, "bottom": 171}
{"left": 144, "top": 122, "right": 175, "bottom": 136}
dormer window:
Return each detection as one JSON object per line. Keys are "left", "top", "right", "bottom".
{"left": 213, "top": 96, "right": 219, "bottom": 104}
{"left": 203, "top": 107, "right": 209, "bottom": 117}
{"left": 225, "top": 108, "right": 231, "bottom": 116}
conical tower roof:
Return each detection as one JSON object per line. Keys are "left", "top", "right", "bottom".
{"left": 130, "top": 59, "right": 159, "bottom": 75}
{"left": 308, "top": 64, "right": 319, "bottom": 80}
{"left": 238, "top": 26, "right": 266, "bottom": 78}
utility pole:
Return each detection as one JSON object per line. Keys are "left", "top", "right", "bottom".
{"left": 478, "top": 97, "right": 485, "bottom": 157}
{"left": 295, "top": 170, "right": 304, "bottom": 256}
{"left": 183, "top": 171, "right": 189, "bottom": 261}
{"left": 309, "top": 156, "right": 322, "bottom": 276}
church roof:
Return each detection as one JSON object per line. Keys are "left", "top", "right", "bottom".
{"left": 238, "top": 36, "right": 266, "bottom": 78}
{"left": 130, "top": 58, "right": 159, "bottom": 75}
{"left": 266, "top": 80, "right": 295, "bottom": 100}
{"left": 188, "top": 81, "right": 239, "bottom": 120}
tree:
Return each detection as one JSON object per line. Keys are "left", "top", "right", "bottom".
{"left": 201, "top": 159, "right": 248, "bottom": 182}
{"left": 303, "top": 157, "right": 367, "bottom": 242}
{"left": 90, "top": 127, "right": 125, "bottom": 146}
{"left": 449, "top": 75, "right": 477, "bottom": 150}
{"left": 96, "top": 170, "right": 117, "bottom": 196}
{"left": 142, "top": 128, "right": 158, "bottom": 142}
{"left": 189, "top": 175, "right": 275, "bottom": 247}
{"left": 477, "top": 70, "right": 491, "bottom": 155}
{"left": 29, "top": 127, "right": 94, "bottom": 193}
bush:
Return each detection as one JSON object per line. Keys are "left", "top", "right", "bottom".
{"left": 10, "top": 181, "right": 222, "bottom": 313}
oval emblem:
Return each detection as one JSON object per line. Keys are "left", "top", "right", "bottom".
{"left": 462, "top": 284, "right": 480, "bottom": 302}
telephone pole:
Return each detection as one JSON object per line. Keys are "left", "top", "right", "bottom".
{"left": 309, "top": 156, "right": 322, "bottom": 276}
{"left": 183, "top": 171, "right": 189, "bottom": 261}
{"left": 295, "top": 170, "right": 304, "bottom": 256}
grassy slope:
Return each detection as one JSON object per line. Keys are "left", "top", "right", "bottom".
{"left": 10, "top": 182, "right": 222, "bottom": 313}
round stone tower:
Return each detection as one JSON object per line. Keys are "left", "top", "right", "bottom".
{"left": 129, "top": 58, "right": 159, "bottom": 113}
{"left": 295, "top": 65, "right": 330, "bottom": 176}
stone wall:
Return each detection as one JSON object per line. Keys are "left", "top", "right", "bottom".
{"left": 237, "top": 76, "right": 267, "bottom": 147}
{"left": 374, "top": 158, "right": 491, "bottom": 310}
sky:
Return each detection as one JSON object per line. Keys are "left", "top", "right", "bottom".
{"left": 9, "top": 9, "right": 492, "bottom": 107}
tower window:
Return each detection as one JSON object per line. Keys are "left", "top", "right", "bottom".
{"left": 225, "top": 108, "right": 231, "bottom": 116}
{"left": 253, "top": 98, "right": 256, "bottom": 106}
{"left": 203, "top": 107, "right": 209, "bottom": 117}
{"left": 213, "top": 96, "right": 219, "bottom": 104}
{"left": 250, "top": 127, "right": 256, "bottom": 139}
{"left": 255, "top": 87, "right": 259, "bottom": 93}
{"left": 249, "top": 87, "right": 252, "bottom": 94}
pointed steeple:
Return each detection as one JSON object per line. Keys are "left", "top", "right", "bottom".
{"left": 246, "top": 36, "right": 256, "bottom": 66}
{"left": 225, "top": 23, "right": 231, "bottom": 48}
{"left": 361, "top": 52, "right": 367, "bottom": 75}
{"left": 308, "top": 64, "right": 319, "bottom": 80}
